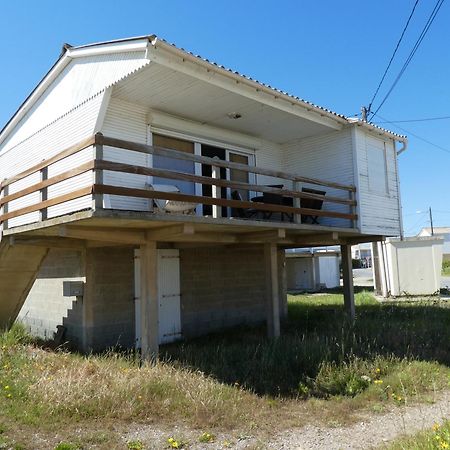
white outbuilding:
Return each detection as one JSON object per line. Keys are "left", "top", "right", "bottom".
{"left": 373, "top": 236, "right": 444, "bottom": 297}
{"left": 286, "top": 248, "right": 340, "bottom": 291}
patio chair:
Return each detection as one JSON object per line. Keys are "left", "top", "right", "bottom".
{"left": 231, "top": 190, "right": 259, "bottom": 219}
{"left": 148, "top": 184, "right": 197, "bottom": 214}
{"left": 300, "top": 187, "right": 326, "bottom": 224}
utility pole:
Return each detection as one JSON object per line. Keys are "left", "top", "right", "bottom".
{"left": 361, "top": 106, "right": 369, "bottom": 122}
{"left": 429, "top": 207, "right": 434, "bottom": 236}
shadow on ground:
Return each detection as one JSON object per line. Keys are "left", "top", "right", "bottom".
{"left": 161, "top": 293, "right": 450, "bottom": 396}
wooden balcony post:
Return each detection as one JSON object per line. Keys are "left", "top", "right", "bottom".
{"left": 341, "top": 244, "right": 355, "bottom": 321}
{"left": 39, "top": 167, "right": 48, "bottom": 221}
{"left": 293, "top": 181, "right": 302, "bottom": 224}
{"left": 140, "top": 239, "right": 159, "bottom": 361}
{"left": 2, "top": 185, "right": 9, "bottom": 231}
{"left": 93, "top": 143, "right": 104, "bottom": 210}
{"left": 349, "top": 190, "right": 356, "bottom": 228}
{"left": 265, "top": 242, "right": 281, "bottom": 338}
{"left": 211, "top": 157, "right": 221, "bottom": 218}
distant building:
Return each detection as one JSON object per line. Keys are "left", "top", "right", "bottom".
{"left": 352, "top": 243, "right": 372, "bottom": 267}
{"left": 286, "top": 248, "right": 340, "bottom": 291}
{"left": 418, "top": 227, "right": 450, "bottom": 261}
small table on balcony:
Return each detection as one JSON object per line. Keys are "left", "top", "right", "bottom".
{"left": 251, "top": 194, "right": 294, "bottom": 222}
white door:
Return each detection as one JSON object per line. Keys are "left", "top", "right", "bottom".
{"left": 134, "top": 249, "right": 182, "bottom": 347}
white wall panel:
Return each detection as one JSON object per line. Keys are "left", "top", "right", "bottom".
{"left": 101, "top": 96, "right": 149, "bottom": 211}
{"left": 282, "top": 129, "right": 354, "bottom": 228}
{"left": 2, "top": 52, "right": 148, "bottom": 152}
{"left": 0, "top": 93, "right": 104, "bottom": 228}
{"left": 355, "top": 129, "right": 401, "bottom": 236}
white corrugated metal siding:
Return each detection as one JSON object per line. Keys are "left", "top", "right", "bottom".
{"left": 101, "top": 96, "right": 149, "bottom": 211}
{"left": 355, "top": 129, "right": 401, "bottom": 236}
{"left": 282, "top": 129, "right": 354, "bottom": 228}
{"left": 2, "top": 51, "right": 149, "bottom": 152}
{"left": 2, "top": 92, "right": 105, "bottom": 227}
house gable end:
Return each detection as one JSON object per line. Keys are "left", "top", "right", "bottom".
{"left": 1, "top": 49, "right": 150, "bottom": 153}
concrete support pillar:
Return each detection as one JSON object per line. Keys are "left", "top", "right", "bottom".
{"left": 140, "top": 239, "right": 159, "bottom": 360}
{"left": 341, "top": 244, "right": 355, "bottom": 321}
{"left": 264, "top": 243, "right": 281, "bottom": 338}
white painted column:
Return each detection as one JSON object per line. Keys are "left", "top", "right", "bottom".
{"left": 140, "top": 239, "right": 159, "bottom": 360}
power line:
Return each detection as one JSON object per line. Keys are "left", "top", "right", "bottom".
{"left": 372, "top": 113, "right": 450, "bottom": 155}
{"left": 367, "top": 0, "right": 420, "bottom": 112}
{"left": 373, "top": 115, "right": 450, "bottom": 124}
{"left": 370, "top": 0, "right": 445, "bottom": 118}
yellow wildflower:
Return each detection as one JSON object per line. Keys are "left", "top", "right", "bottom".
{"left": 375, "top": 368, "right": 381, "bottom": 373}
{"left": 374, "top": 380, "right": 383, "bottom": 385}
{"left": 440, "top": 442, "right": 449, "bottom": 449}
{"left": 4, "top": 385, "right": 9, "bottom": 390}
{"left": 433, "top": 423, "right": 441, "bottom": 431}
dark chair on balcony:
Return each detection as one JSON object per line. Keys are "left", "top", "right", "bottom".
{"left": 231, "top": 190, "right": 259, "bottom": 219}
{"left": 300, "top": 187, "right": 326, "bottom": 224}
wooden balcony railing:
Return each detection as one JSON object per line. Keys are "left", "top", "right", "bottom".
{"left": 0, "top": 133, "right": 357, "bottom": 230}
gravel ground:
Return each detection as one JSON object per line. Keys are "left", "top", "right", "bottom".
{"left": 122, "top": 390, "right": 450, "bottom": 449}
{"left": 267, "top": 390, "right": 450, "bottom": 449}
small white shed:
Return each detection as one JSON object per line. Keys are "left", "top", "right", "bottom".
{"left": 374, "top": 236, "right": 444, "bottom": 297}
{"left": 286, "top": 249, "right": 340, "bottom": 291}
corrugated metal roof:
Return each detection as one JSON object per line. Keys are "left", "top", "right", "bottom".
{"left": 73, "top": 35, "right": 407, "bottom": 140}
{"left": 1, "top": 34, "right": 407, "bottom": 145}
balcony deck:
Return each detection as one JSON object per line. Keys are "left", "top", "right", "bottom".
{"left": 0, "top": 134, "right": 379, "bottom": 248}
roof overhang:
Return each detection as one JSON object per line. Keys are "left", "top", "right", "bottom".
{"left": 0, "top": 34, "right": 407, "bottom": 147}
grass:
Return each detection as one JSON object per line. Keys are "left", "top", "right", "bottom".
{"left": 0, "top": 291, "right": 449, "bottom": 447}
{"left": 442, "top": 260, "right": 450, "bottom": 277}
{"left": 386, "top": 420, "right": 450, "bottom": 449}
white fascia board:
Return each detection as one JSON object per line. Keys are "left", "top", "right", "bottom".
{"left": 148, "top": 41, "right": 346, "bottom": 131}
{"left": 347, "top": 119, "right": 407, "bottom": 143}
{"left": 67, "top": 39, "right": 150, "bottom": 58}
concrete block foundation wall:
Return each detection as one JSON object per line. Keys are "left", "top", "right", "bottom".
{"left": 19, "top": 247, "right": 135, "bottom": 352}
{"left": 19, "top": 243, "right": 286, "bottom": 352}
{"left": 18, "top": 249, "right": 86, "bottom": 347}
{"left": 83, "top": 247, "right": 135, "bottom": 352}
{"left": 180, "top": 245, "right": 287, "bottom": 338}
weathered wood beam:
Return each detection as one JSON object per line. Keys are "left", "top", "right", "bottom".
{"left": 290, "top": 232, "right": 340, "bottom": 247}
{"left": 341, "top": 244, "right": 355, "bottom": 321}
{"left": 59, "top": 225, "right": 146, "bottom": 245}
{"left": 96, "top": 160, "right": 356, "bottom": 206}
{"left": 146, "top": 224, "right": 194, "bottom": 241}
{"left": 140, "top": 240, "right": 159, "bottom": 360}
{"left": 1, "top": 135, "right": 97, "bottom": 188}
{"left": 264, "top": 243, "right": 281, "bottom": 338}
{"left": 93, "top": 184, "right": 357, "bottom": 221}
{"left": 8, "top": 236, "right": 86, "bottom": 249}
{"left": 238, "top": 229, "right": 287, "bottom": 243}
{"left": 340, "top": 235, "right": 384, "bottom": 245}
{"left": 98, "top": 135, "right": 356, "bottom": 192}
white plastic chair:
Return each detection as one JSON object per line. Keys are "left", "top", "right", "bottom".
{"left": 148, "top": 184, "right": 197, "bottom": 214}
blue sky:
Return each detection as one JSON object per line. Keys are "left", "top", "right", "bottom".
{"left": 1, "top": 0, "right": 449, "bottom": 235}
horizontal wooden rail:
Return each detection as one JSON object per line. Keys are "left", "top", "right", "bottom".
{"left": 0, "top": 133, "right": 357, "bottom": 229}
{"left": 98, "top": 135, "right": 356, "bottom": 192}
{"left": 96, "top": 160, "right": 356, "bottom": 207}
{"left": 0, "top": 186, "right": 93, "bottom": 222}
{"left": 0, "top": 135, "right": 96, "bottom": 188}
{"left": 93, "top": 184, "right": 358, "bottom": 221}
{"left": 0, "top": 161, "right": 95, "bottom": 207}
